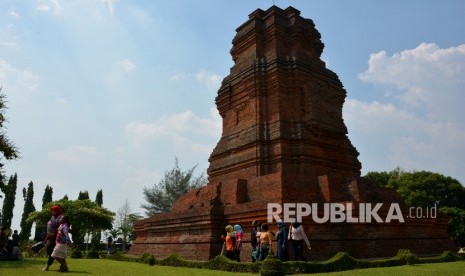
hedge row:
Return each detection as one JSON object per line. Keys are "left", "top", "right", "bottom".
{"left": 103, "top": 249, "right": 464, "bottom": 275}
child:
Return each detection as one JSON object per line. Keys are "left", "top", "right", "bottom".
{"left": 51, "top": 215, "right": 72, "bottom": 272}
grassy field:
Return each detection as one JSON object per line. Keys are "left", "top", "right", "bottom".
{"left": 296, "top": 261, "right": 465, "bottom": 276}
{"left": 0, "top": 258, "right": 464, "bottom": 275}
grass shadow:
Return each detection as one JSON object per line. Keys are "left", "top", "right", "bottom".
{"left": 0, "top": 258, "right": 46, "bottom": 268}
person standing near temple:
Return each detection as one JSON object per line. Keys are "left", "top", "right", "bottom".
{"left": 276, "top": 221, "right": 289, "bottom": 261}
{"left": 233, "top": 224, "right": 243, "bottom": 262}
{"left": 250, "top": 220, "right": 259, "bottom": 262}
{"left": 288, "top": 222, "right": 311, "bottom": 261}
{"left": 221, "top": 225, "right": 236, "bottom": 261}
{"left": 259, "top": 223, "right": 274, "bottom": 261}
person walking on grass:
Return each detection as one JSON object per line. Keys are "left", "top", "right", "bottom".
{"left": 51, "top": 215, "right": 72, "bottom": 272}
{"left": 42, "top": 205, "right": 63, "bottom": 271}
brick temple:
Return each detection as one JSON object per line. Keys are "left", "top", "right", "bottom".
{"left": 130, "top": 6, "right": 455, "bottom": 260}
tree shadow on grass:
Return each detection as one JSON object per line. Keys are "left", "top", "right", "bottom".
{"left": 0, "top": 258, "right": 46, "bottom": 268}
{"left": 61, "top": 270, "right": 92, "bottom": 274}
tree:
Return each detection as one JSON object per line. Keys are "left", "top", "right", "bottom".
{"left": 441, "top": 207, "right": 465, "bottom": 248}
{"left": 95, "top": 189, "right": 103, "bottom": 206}
{"left": 114, "top": 199, "right": 143, "bottom": 251}
{"left": 90, "top": 189, "right": 104, "bottom": 249}
{"left": 141, "top": 157, "right": 207, "bottom": 215}
{"left": 0, "top": 89, "right": 20, "bottom": 187}
{"left": 42, "top": 185, "right": 53, "bottom": 207}
{"left": 78, "top": 190, "right": 89, "bottom": 200}
{"left": 1, "top": 173, "right": 17, "bottom": 229}
{"left": 363, "top": 168, "right": 465, "bottom": 249}
{"left": 19, "top": 181, "right": 36, "bottom": 241}
{"left": 363, "top": 169, "right": 465, "bottom": 209}
{"left": 28, "top": 199, "right": 114, "bottom": 249}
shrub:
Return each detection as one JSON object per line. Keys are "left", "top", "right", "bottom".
{"left": 421, "top": 251, "right": 460, "bottom": 263}
{"left": 71, "top": 248, "right": 83, "bottom": 259}
{"left": 260, "top": 253, "right": 284, "bottom": 276}
{"left": 109, "top": 251, "right": 140, "bottom": 262}
{"left": 396, "top": 249, "right": 419, "bottom": 265}
{"left": 320, "top": 252, "right": 359, "bottom": 271}
{"left": 86, "top": 250, "right": 100, "bottom": 259}
{"left": 138, "top": 253, "right": 152, "bottom": 263}
{"left": 137, "top": 253, "right": 156, "bottom": 266}
{"left": 98, "top": 249, "right": 465, "bottom": 274}
{"left": 148, "top": 255, "right": 156, "bottom": 266}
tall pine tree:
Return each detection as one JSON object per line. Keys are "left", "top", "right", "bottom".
{"left": 91, "top": 189, "right": 104, "bottom": 249}
{"left": 95, "top": 189, "right": 103, "bottom": 206}
{"left": 1, "top": 174, "right": 18, "bottom": 229}
{"left": 78, "top": 190, "right": 89, "bottom": 200}
{"left": 19, "top": 181, "right": 35, "bottom": 241}
{"left": 42, "top": 185, "right": 53, "bottom": 207}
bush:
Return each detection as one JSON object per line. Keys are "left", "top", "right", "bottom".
{"left": 421, "top": 251, "right": 460, "bottom": 263}
{"left": 260, "top": 253, "right": 284, "bottom": 276}
{"left": 320, "top": 252, "right": 359, "bottom": 271}
{"left": 99, "top": 249, "right": 464, "bottom": 274}
{"left": 148, "top": 255, "right": 156, "bottom": 266}
{"left": 71, "top": 248, "right": 83, "bottom": 259}
{"left": 109, "top": 251, "right": 140, "bottom": 262}
{"left": 138, "top": 253, "right": 156, "bottom": 266}
{"left": 86, "top": 250, "right": 100, "bottom": 259}
{"left": 396, "top": 249, "right": 419, "bottom": 265}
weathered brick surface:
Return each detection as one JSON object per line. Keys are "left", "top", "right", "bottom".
{"left": 129, "top": 6, "right": 455, "bottom": 261}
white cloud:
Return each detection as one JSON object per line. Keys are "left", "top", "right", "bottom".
{"left": 169, "top": 73, "right": 189, "bottom": 82}
{"left": 48, "top": 146, "right": 105, "bottom": 166}
{"left": 117, "top": 58, "right": 136, "bottom": 73}
{"left": 0, "top": 59, "right": 40, "bottom": 92}
{"left": 359, "top": 43, "right": 465, "bottom": 122}
{"left": 170, "top": 70, "right": 223, "bottom": 91}
{"left": 125, "top": 108, "right": 222, "bottom": 153}
{"left": 347, "top": 43, "right": 465, "bottom": 183}
{"left": 55, "top": 97, "right": 69, "bottom": 105}
{"left": 195, "top": 69, "right": 222, "bottom": 91}
{"left": 1, "top": 42, "right": 16, "bottom": 48}
{"left": 100, "top": 0, "right": 119, "bottom": 16}
{"left": 9, "top": 10, "right": 19, "bottom": 17}
{"left": 36, "top": 0, "right": 62, "bottom": 15}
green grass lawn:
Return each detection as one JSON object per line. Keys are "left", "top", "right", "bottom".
{"left": 0, "top": 258, "right": 254, "bottom": 276}
{"left": 0, "top": 258, "right": 464, "bottom": 276}
{"left": 294, "top": 261, "right": 465, "bottom": 276}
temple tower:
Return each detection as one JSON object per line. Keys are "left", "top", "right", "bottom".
{"left": 208, "top": 6, "right": 362, "bottom": 207}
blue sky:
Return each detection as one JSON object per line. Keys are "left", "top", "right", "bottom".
{"left": 1, "top": 0, "right": 464, "bottom": 232}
